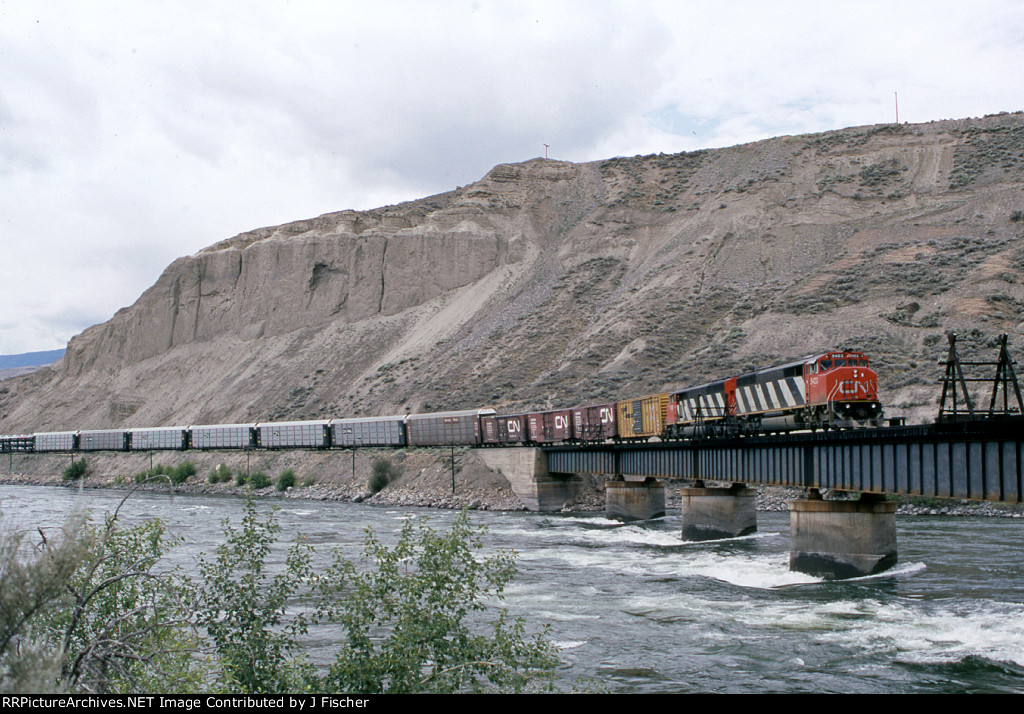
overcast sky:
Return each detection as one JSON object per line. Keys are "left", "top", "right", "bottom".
{"left": 2, "top": 1, "right": 1023, "bottom": 355}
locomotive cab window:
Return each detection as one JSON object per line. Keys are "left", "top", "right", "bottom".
{"left": 819, "top": 358, "right": 833, "bottom": 371}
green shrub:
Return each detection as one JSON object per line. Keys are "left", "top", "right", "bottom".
{"left": 368, "top": 457, "right": 400, "bottom": 494}
{"left": 1, "top": 509, "right": 202, "bottom": 693}
{"left": 62, "top": 459, "right": 88, "bottom": 481}
{"left": 301, "top": 475, "right": 316, "bottom": 488}
{"left": 248, "top": 471, "right": 271, "bottom": 490}
{"left": 209, "top": 463, "right": 232, "bottom": 484}
{"left": 234, "top": 471, "right": 248, "bottom": 487}
{"left": 275, "top": 469, "right": 296, "bottom": 492}
{"left": 171, "top": 462, "right": 196, "bottom": 485}
{"left": 4, "top": 502, "right": 558, "bottom": 694}
{"left": 195, "top": 504, "right": 558, "bottom": 694}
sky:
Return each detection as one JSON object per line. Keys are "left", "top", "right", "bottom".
{"left": 2, "top": 0, "right": 1023, "bottom": 355}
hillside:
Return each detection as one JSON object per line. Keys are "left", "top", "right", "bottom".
{"left": 3, "top": 113, "right": 1024, "bottom": 433}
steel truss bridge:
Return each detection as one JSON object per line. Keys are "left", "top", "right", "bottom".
{"left": 545, "top": 418, "right": 1024, "bottom": 503}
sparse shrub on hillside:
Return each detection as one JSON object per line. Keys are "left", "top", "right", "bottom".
{"left": 301, "top": 475, "right": 316, "bottom": 488}
{"left": 209, "top": 463, "right": 232, "bottom": 484}
{"left": 248, "top": 471, "right": 271, "bottom": 490}
{"left": 171, "top": 462, "right": 196, "bottom": 485}
{"left": 368, "top": 457, "right": 400, "bottom": 494}
{"left": 132, "top": 462, "right": 193, "bottom": 485}
{"left": 234, "top": 471, "right": 248, "bottom": 487}
{"left": 62, "top": 459, "right": 87, "bottom": 481}
{"left": 276, "top": 469, "right": 296, "bottom": 492}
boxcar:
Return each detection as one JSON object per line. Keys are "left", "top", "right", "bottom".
{"left": 34, "top": 431, "right": 78, "bottom": 452}
{"left": 481, "top": 413, "right": 529, "bottom": 445}
{"left": 257, "top": 420, "right": 331, "bottom": 449}
{"left": 571, "top": 403, "right": 617, "bottom": 442}
{"left": 128, "top": 427, "right": 189, "bottom": 451}
{"left": 616, "top": 394, "right": 669, "bottom": 440}
{"left": 405, "top": 409, "right": 494, "bottom": 446}
{"left": 78, "top": 429, "right": 130, "bottom": 451}
{"left": 190, "top": 424, "right": 257, "bottom": 450}
{"left": 526, "top": 408, "right": 574, "bottom": 444}
{"left": 330, "top": 416, "right": 406, "bottom": 447}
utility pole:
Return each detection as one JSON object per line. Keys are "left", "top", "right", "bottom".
{"left": 543, "top": 144, "right": 549, "bottom": 159}
{"left": 895, "top": 91, "right": 899, "bottom": 124}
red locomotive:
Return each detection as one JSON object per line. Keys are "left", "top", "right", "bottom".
{"left": 665, "top": 350, "right": 884, "bottom": 437}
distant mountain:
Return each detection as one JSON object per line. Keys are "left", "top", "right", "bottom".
{"left": 0, "top": 349, "right": 64, "bottom": 370}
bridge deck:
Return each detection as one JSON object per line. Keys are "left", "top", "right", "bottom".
{"left": 544, "top": 420, "right": 1024, "bottom": 503}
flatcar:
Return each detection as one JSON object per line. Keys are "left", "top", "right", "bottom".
{"left": 0, "top": 434, "right": 34, "bottom": 453}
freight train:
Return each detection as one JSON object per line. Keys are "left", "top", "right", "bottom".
{"left": 0, "top": 350, "right": 884, "bottom": 453}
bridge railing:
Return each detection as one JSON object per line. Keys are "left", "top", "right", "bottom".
{"left": 543, "top": 419, "right": 1024, "bottom": 503}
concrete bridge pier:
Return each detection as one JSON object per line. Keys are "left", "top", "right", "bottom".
{"left": 679, "top": 482, "right": 757, "bottom": 540}
{"left": 789, "top": 491, "right": 897, "bottom": 579}
{"left": 477, "top": 448, "right": 586, "bottom": 511}
{"left": 605, "top": 477, "right": 666, "bottom": 521}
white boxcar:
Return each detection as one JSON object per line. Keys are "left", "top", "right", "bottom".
{"left": 34, "top": 431, "right": 78, "bottom": 452}
{"left": 257, "top": 420, "right": 331, "bottom": 449}
{"left": 78, "top": 429, "right": 130, "bottom": 451}
{"left": 190, "top": 424, "right": 257, "bottom": 450}
{"left": 128, "top": 427, "right": 189, "bottom": 451}
{"left": 330, "top": 416, "right": 407, "bottom": 447}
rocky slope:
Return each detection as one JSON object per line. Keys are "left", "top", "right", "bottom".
{"left": 3, "top": 113, "right": 1024, "bottom": 433}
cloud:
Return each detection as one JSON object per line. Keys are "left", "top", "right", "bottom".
{"left": 1, "top": 0, "right": 1024, "bottom": 353}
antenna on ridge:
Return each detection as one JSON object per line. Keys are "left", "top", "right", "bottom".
{"left": 543, "top": 144, "right": 550, "bottom": 159}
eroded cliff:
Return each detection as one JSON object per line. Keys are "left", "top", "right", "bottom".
{"left": 3, "top": 114, "right": 1024, "bottom": 431}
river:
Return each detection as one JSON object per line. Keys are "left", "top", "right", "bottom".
{"left": 2, "top": 484, "right": 1023, "bottom": 693}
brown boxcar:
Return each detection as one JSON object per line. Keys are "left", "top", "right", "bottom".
{"left": 571, "top": 403, "right": 617, "bottom": 442}
{"left": 526, "top": 408, "right": 574, "bottom": 444}
{"left": 406, "top": 409, "right": 495, "bottom": 446}
{"left": 616, "top": 394, "right": 669, "bottom": 440}
{"left": 481, "top": 413, "right": 529, "bottom": 445}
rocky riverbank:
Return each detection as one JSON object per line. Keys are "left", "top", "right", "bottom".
{"left": 2, "top": 465, "right": 1022, "bottom": 518}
